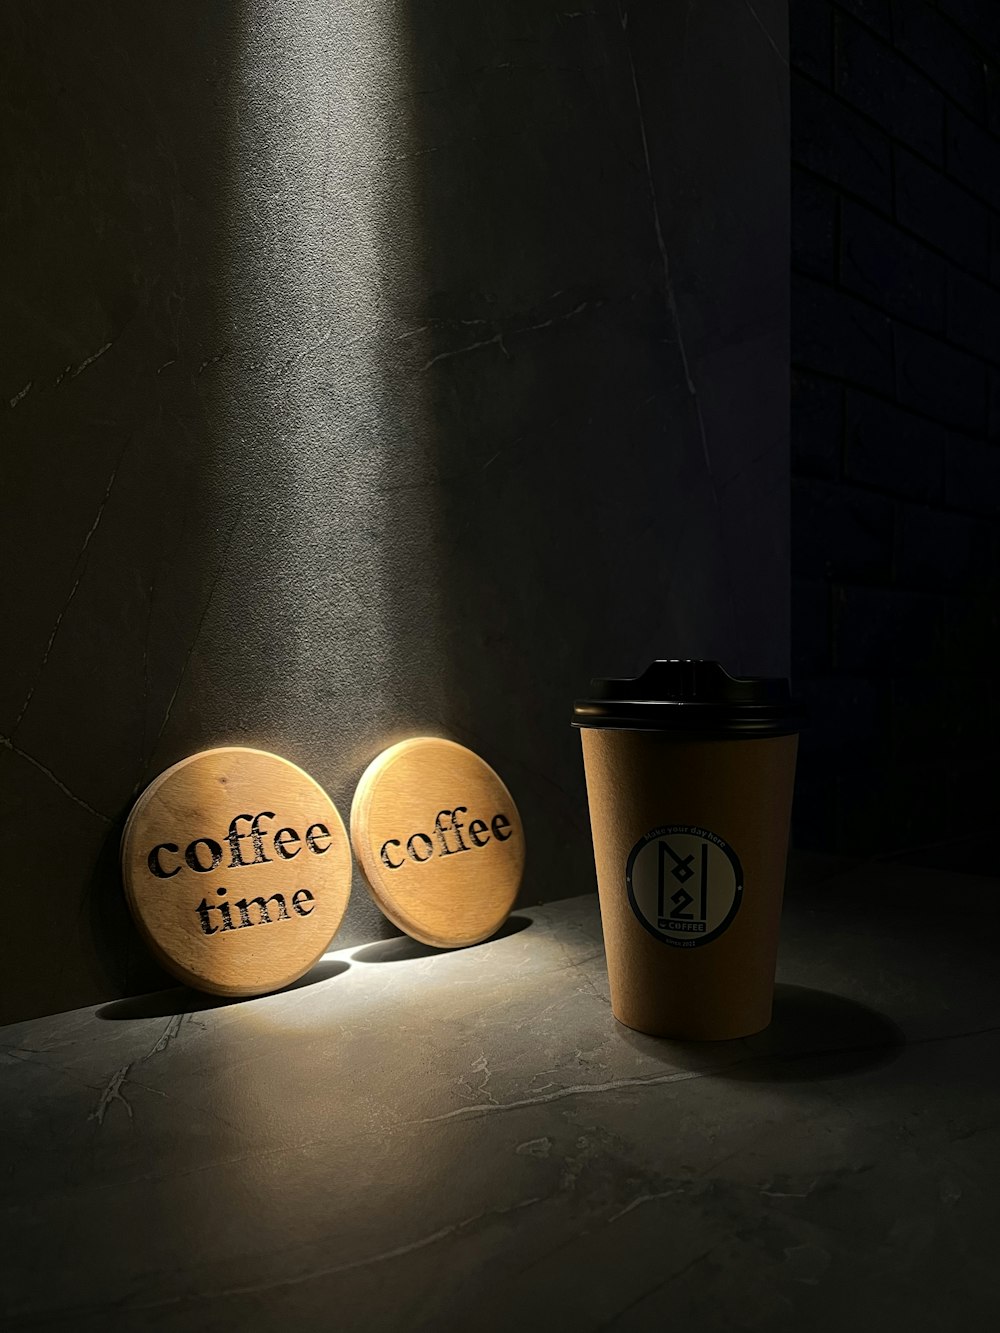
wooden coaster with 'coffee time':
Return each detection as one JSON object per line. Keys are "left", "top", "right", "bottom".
{"left": 350, "top": 737, "right": 525, "bottom": 948}
{"left": 121, "top": 748, "right": 352, "bottom": 996}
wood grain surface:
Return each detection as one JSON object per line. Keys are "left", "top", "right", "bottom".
{"left": 351, "top": 737, "right": 524, "bottom": 948}
{"left": 122, "top": 747, "right": 352, "bottom": 996}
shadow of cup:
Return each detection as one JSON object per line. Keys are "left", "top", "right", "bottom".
{"left": 725, "top": 983, "right": 906, "bottom": 1082}
{"left": 618, "top": 983, "right": 906, "bottom": 1084}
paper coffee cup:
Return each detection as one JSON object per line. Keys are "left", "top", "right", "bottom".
{"left": 574, "top": 660, "right": 801, "bottom": 1040}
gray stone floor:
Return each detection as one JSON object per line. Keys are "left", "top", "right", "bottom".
{"left": 3, "top": 856, "right": 1000, "bottom": 1331}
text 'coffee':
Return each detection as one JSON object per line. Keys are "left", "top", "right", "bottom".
{"left": 352, "top": 737, "right": 525, "bottom": 949}
{"left": 379, "top": 807, "right": 513, "bottom": 869}
{"left": 122, "top": 748, "right": 352, "bottom": 996}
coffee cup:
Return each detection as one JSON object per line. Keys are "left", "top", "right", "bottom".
{"left": 573, "top": 660, "right": 801, "bottom": 1040}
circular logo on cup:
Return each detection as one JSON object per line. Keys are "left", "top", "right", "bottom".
{"left": 625, "top": 825, "right": 743, "bottom": 948}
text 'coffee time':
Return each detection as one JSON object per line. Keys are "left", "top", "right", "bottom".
{"left": 144, "top": 810, "right": 332, "bottom": 937}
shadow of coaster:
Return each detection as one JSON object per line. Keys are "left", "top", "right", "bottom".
{"left": 351, "top": 914, "right": 533, "bottom": 964}
{"left": 95, "top": 959, "right": 351, "bottom": 1020}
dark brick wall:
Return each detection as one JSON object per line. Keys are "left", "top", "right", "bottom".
{"left": 791, "top": 0, "right": 1000, "bottom": 855}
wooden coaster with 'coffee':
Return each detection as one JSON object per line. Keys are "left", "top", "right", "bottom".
{"left": 122, "top": 747, "right": 352, "bottom": 996}
{"left": 351, "top": 738, "right": 525, "bottom": 948}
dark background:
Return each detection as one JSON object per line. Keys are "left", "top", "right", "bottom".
{"left": 0, "top": 0, "right": 789, "bottom": 1023}
{"left": 790, "top": 0, "right": 1000, "bottom": 868}
{"left": 2, "top": 1, "right": 997, "bottom": 1025}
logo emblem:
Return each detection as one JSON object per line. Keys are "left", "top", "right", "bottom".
{"left": 625, "top": 825, "right": 742, "bottom": 948}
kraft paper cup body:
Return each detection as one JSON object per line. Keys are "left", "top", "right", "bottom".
{"left": 580, "top": 729, "right": 798, "bottom": 1040}
{"left": 575, "top": 661, "right": 800, "bottom": 1041}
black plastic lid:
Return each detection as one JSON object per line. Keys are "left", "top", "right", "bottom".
{"left": 572, "top": 660, "right": 803, "bottom": 737}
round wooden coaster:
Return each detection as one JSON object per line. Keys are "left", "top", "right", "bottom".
{"left": 350, "top": 737, "right": 525, "bottom": 948}
{"left": 121, "top": 747, "right": 352, "bottom": 996}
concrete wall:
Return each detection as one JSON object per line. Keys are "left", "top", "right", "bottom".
{"left": 790, "top": 0, "right": 1000, "bottom": 856}
{"left": 0, "top": 0, "right": 789, "bottom": 1023}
